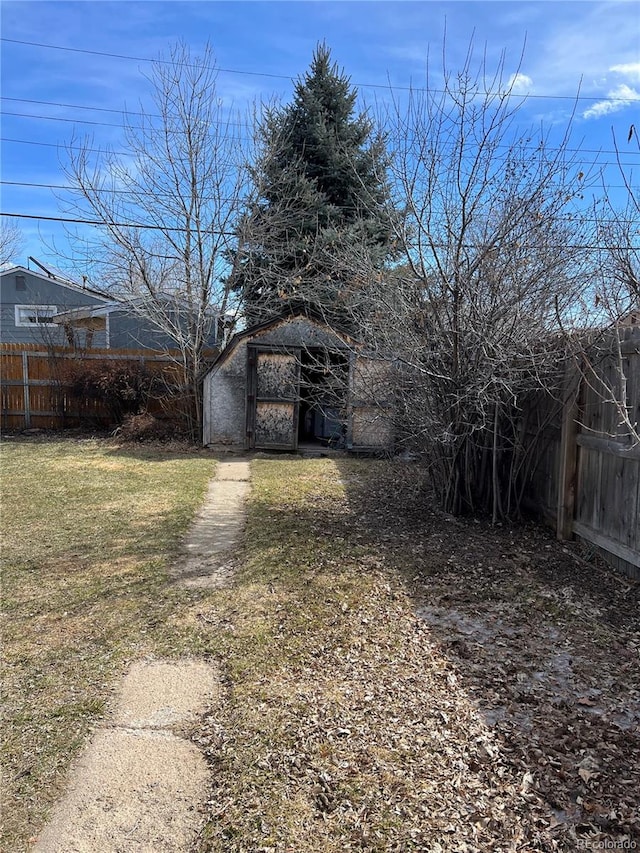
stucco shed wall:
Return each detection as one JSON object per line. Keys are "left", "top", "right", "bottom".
{"left": 203, "top": 336, "right": 250, "bottom": 447}
{"left": 204, "top": 316, "right": 353, "bottom": 447}
{"left": 203, "top": 315, "right": 393, "bottom": 450}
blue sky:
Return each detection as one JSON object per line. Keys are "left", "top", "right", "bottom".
{"left": 1, "top": 0, "right": 639, "bottom": 276}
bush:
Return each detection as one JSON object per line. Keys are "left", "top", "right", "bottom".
{"left": 116, "top": 412, "right": 184, "bottom": 441}
{"left": 57, "top": 360, "right": 158, "bottom": 424}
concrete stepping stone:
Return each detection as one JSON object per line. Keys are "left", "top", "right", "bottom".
{"left": 172, "top": 457, "right": 251, "bottom": 588}
{"left": 32, "top": 660, "right": 219, "bottom": 853}
{"left": 112, "top": 660, "right": 220, "bottom": 729}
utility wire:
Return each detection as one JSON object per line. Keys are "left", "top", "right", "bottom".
{"left": 1, "top": 96, "right": 247, "bottom": 126}
{"left": 3, "top": 181, "right": 639, "bottom": 221}
{"left": 0, "top": 37, "right": 290, "bottom": 81}
{"left": 1, "top": 36, "right": 635, "bottom": 103}
{"left": 4, "top": 97, "right": 640, "bottom": 162}
{"left": 0, "top": 211, "right": 237, "bottom": 235}
{"left": 1, "top": 180, "right": 243, "bottom": 204}
{"left": 2, "top": 134, "right": 638, "bottom": 171}
{"left": 2, "top": 212, "right": 637, "bottom": 251}
{"left": 0, "top": 109, "right": 253, "bottom": 142}
{"left": 0, "top": 109, "right": 252, "bottom": 140}
{"left": 2, "top": 96, "right": 145, "bottom": 116}
{"left": 2, "top": 136, "right": 133, "bottom": 156}
{"left": 1, "top": 103, "right": 249, "bottom": 132}
{"left": 4, "top": 100, "right": 640, "bottom": 161}
{"left": 1, "top": 110, "right": 142, "bottom": 129}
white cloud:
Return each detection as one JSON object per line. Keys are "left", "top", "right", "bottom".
{"left": 508, "top": 73, "right": 533, "bottom": 95}
{"left": 582, "top": 52, "right": 640, "bottom": 121}
{"left": 610, "top": 62, "right": 640, "bottom": 82}
{"left": 507, "top": 2, "right": 639, "bottom": 103}
{"left": 584, "top": 83, "right": 640, "bottom": 120}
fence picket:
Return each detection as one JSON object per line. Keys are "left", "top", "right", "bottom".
{"left": 1, "top": 345, "right": 205, "bottom": 430}
{"left": 524, "top": 327, "right": 640, "bottom": 580}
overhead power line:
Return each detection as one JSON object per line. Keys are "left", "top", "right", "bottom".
{"left": 2, "top": 212, "right": 637, "bottom": 251}
{"left": 0, "top": 37, "right": 292, "bottom": 81}
{"left": 1, "top": 99, "right": 249, "bottom": 130}
{"left": 1, "top": 180, "right": 243, "bottom": 204}
{"left": 0, "top": 211, "right": 236, "bottom": 235}
{"left": 0, "top": 109, "right": 253, "bottom": 142}
{"left": 2, "top": 134, "right": 638, "bottom": 172}
{"left": 0, "top": 109, "right": 251, "bottom": 140}
{"left": 1, "top": 36, "right": 635, "bottom": 103}
{"left": 2, "top": 96, "right": 144, "bottom": 116}
{"left": 2, "top": 136, "right": 132, "bottom": 156}
{"left": 2, "top": 181, "right": 639, "bottom": 222}
{"left": 1, "top": 110, "right": 138, "bottom": 129}
{"left": 0, "top": 136, "right": 240, "bottom": 158}
{"left": 3, "top": 97, "right": 640, "bottom": 160}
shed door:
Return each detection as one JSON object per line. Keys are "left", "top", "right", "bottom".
{"left": 348, "top": 354, "right": 394, "bottom": 451}
{"left": 246, "top": 347, "right": 300, "bottom": 450}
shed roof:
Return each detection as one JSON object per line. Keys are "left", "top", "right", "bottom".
{"left": 206, "top": 310, "right": 360, "bottom": 375}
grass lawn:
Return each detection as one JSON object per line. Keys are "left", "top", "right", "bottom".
{"left": 192, "top": 458, "right": 640, "bottom": 852}
{"left": 2, "top": 445, "right": 639, "bottom": 852}
{"left": 1, "top": 436, "right": 216, "bottom": 852}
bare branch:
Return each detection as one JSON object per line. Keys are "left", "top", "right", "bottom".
{"left": 59, "top": 41, "right": 249, "bottom": 437}
{"left": 0, "top": 217, "right": 24, "bottom": 264}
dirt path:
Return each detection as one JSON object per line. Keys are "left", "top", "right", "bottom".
{"left": 32, "top": 457, "right": 250, "bottom": 852}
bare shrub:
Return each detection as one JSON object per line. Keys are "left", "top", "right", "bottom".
{"left": 362, "top": 43, "right": 595, "bottom": 518}
{"left": 57, "top": 360, "right": 157, "bottom": 424}
{"left": 116, "top": 412, "right": 185, "bottom": 442}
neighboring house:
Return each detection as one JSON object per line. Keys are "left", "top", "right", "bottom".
{"left": 202, "top": 312, "right": 394, "bottom": 452}
{"left": 2, "top": 262, "right": 220, "bottom": 352}
{"left": 619, "top": 307, "right": 640, "bottom": 327}
{"left": 53, "top": 298, "right": 219, "bottom": 352}
{"left": 0, "top": 264, "right": 109, "bottom": 346}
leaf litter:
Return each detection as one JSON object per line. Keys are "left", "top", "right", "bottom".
{"left": 191, "top": 459, "right": 640, "bottom": 852}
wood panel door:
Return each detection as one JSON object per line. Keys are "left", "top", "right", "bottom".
{"left": 246, "top": 346, "right": 300, "bottom": 450}
{"left": 348, "top": 354, "right": 394, "bottom": 451}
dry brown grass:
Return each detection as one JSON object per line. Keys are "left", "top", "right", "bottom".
{"left": 1, "top": 437, "right": 216, "bottom": 852}
{"left": 3, "top": 448, "right": 639, "bottom": 852}
{"left": 190, "top": 458, "right": 640, "bottom": 852}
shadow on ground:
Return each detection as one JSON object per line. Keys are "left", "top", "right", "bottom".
{"left": 204, "top": 455, "right": 640, "bottom": 850}
{"left": 333, "top": 457, "right": 640, "bottom": 845}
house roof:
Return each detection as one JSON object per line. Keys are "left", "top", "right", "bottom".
{"left": 52, "top": 302, "right": 124, "bottom": 323}
{"left": 1, "top": 264, "right": 110, "bottom": 301}
{"left": 618, "top": 308, "right": 640, "bottom": 327}
{"left": 53, "top": 295, "right": 221, "bottom": 325}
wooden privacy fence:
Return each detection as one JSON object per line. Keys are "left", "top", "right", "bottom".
{"left": 1, "top": 343, "right": 188, "bottom": 429}
{"left": 523, "top": 326, "right": 640, "bottom": 580}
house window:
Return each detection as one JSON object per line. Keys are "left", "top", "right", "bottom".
{"left": 15, "top": 275, "right": 26, "bottom": 291}
{"left": 15, "top": 305, "right": 58, "bottom": 327}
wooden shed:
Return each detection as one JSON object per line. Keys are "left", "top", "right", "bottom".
{"left": 202, "top": 313, "right": 393, "bottom": 453}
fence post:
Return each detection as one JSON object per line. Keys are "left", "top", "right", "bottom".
{"left": 22, "top": 351, "right": 31, "bottom": 429}
{"left": 556, "top": 362, "right": 580, "bottom": 540}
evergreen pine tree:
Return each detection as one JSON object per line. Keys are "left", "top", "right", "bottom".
{"left": 231, "top": 43, "right": 397, "bottom": 326}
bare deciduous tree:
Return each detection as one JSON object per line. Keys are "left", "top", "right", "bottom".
{"left": 593, "top": 125, "right": 639, "bottom": 319}
{"left": 62, "top": 42, "right": 248, "bottom": 438}
{"left": 577, "top": 125, "right": 640, "bottom": 448}
{"left": 0, "top": 217, "right": 24, "bottom": 265}
{"left": 353, "top": 44, "right": 597, "bottom": 517}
